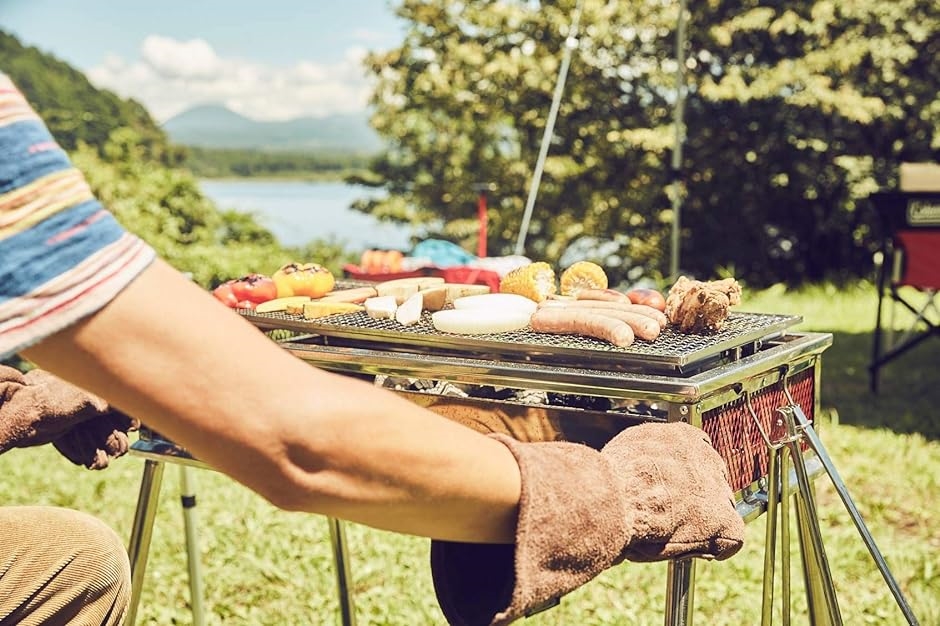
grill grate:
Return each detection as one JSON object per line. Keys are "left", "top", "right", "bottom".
{"left": 244, "top": 308, "right": 801, "bottom": 374}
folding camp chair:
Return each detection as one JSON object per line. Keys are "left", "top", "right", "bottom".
{"left": 869, "top": 190, "right": 940, "bottom": 392}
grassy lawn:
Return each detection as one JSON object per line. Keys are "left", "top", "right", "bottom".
{"left": 0, "top": 281, "right": 937, "bottom": 625}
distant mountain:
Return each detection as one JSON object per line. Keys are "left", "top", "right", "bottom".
{"left": 162, "top": 104, "right": 383, "bottom": 154}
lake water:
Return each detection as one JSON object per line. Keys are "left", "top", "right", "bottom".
{"left": 199, "top": 179, "right": 416, "bottom": 251}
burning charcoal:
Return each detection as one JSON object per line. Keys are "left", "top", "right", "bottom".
{"left": 468, "top": 386, "right": 518, "bottom": 400}
{"left": 547, "top": 393, "right": 614, "bottom": 411}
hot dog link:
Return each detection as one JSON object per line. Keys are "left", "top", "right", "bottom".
{"left": 530, "top": 308, "right": 636, "bottom": 347}
{"left": 539, "top": 299, "right": 668, "bottom": 329}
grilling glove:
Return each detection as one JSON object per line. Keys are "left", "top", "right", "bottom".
{"left": 430, "top": 421, "right": 745, "bottom": 626}
{"left": 0, "top": 366, "right": 139, "bottom": 470}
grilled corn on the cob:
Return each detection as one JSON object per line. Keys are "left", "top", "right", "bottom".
{"left": 559, "top": 261, "right": 608, "bottom": 296}
{"left": 499, "top": 262, "right": 557, "bottom": 302}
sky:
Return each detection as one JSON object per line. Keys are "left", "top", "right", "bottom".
{"left": 0, "top": 0, "right": 406, "bottom": 122}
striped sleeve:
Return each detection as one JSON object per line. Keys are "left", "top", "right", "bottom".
{"left": 0, "top": 72, "right": 156, "bottom": 359}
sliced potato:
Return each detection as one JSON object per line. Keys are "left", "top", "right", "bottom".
{"left": 255, "top": 296, "right": 312, "bottom": 314}
{"left": 395, "top": 292, "right": 424, "bottom": 326}
{"left": 364, "top": 295, "right": 398, "bottom": 320}
{"left": 376, "top": 276, "right": 446, "bottom": 304}
{"left": 302, "top": 302, "right": 364, "bottom": 319}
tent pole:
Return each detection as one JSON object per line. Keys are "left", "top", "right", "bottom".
{"left": 514, "top": 0, "right": 585, "bottom": 257}
{"left": 669, "top": 0, "right": 688, "bottom": 280}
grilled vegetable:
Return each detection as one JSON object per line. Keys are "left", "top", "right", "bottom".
{"left": 376, "top": 276, "right": 445, "bottom": 304}
{"left": 273, "top": 263, "right": 335, "bottom": 298}
{"left": 230, "top": 273, "right": 277, "bottom": 304}
{"left": 301, "top": 301, "right": 363, "bottom": 319}
{"left": 559, "top": 261, "right": 608, "bottom": 296}
{"left": 499, "top": 262, "right": 557, "bottom": 303}
{"left": 319, "top": 286, "right": 379, "bottom": 304}
{"left": 395, "top": 292, "right": 424, "bottom": 326}
{"left": 364, "top": 295, "right": 399, "bottom": 319}
{"left": 212, "top": 282, "right": 238, "bottom": 308}
{"left": 255, "top": 295, "right": 313, "bottom": 314}
{"left": 431, "top": 309, "right": 532, "bottom": 335}
{"left": 453, "top": 293, "right": 538, "bottom": 315}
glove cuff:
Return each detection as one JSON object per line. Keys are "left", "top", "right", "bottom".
{"left": 430, "top": 434, "right": 628, "bottom": 626}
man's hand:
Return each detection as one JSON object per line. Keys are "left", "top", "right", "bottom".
{"left": 0, "top": 365, "right": 138, "bottom": 469}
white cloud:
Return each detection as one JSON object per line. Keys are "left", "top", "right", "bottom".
{"left": 86, "top": 35, "right": 373, "bottom": 123}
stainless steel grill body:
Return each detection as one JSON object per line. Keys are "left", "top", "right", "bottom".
{"left": 241, "top": 307, "right": 831, "bottom": 520}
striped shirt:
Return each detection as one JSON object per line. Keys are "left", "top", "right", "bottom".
{"left": 0, "top": 73, "right": 156, "bottom": 359}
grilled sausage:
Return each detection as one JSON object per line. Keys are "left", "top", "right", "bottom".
{"left": 539, "top": 299, "right": 668, "bottom": 329}
{"left": 577, "top": 309, "right": 661, "bottom": 341}
{"left": 575, "top": 288, "right": 630, "bottom": 303}
{"left": 530, "top": 308, "right": 636, "bottom": 347}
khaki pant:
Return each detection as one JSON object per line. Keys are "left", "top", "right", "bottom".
{"left": 0, "top": 506, "right": 130, "bottom": 626}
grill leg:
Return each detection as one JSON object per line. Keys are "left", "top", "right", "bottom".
{"left": 327, "top": 517, "right": 357, "bottom": 626}
{"left": 664, "top": 558, "right": 696, "bottom": 626}
{"left": 126, "top": 459, "right": 166, "bottom": 626}
{"left": 788, "top": 407, "right": 920, "bottom": 625}
{"left": 760, "top": 446, "right": 780, "bottom": 626}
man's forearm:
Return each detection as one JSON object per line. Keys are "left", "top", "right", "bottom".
{"left": 24, "top": 259, "right": 521, "bottom": 543}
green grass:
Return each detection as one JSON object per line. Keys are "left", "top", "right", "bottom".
{"left": 1, "top": 281, "right": 937, "bottom": 625}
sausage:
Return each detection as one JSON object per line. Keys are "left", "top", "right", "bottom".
{"left": 539, "top": 299, "right": 668, "bottom": 329}
{"left": 575, "top": 288, "right": 630, "bottom": 303}
{"left": 530, "top": 308, "right": 635, "bottom": 347}
{"left": 577, "top": 308, "right": 661, "bottom": 341}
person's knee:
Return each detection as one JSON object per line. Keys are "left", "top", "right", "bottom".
{"left": 0, "top": 506, "right": 131, "bottom": 625}
{"left": 67, "top": 510, "right": 132, "bottom": 608}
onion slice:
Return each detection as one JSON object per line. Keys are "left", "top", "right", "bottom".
{"left": 431, "top": 308, "right": 532, "bottom": 334}
{"left": 452, "top": 293, "right": 538, "bottom": 315}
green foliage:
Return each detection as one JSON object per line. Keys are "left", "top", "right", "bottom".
{"left": 0, "top": 30, "right": 185, "bottom": 167}
{"left": 360, "top": 0, "right": 939, "bottom": 287}
{"left": 183, "top": 146, "right": 373, "bottom": 181}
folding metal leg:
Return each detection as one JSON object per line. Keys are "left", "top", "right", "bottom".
{"left": 327, "top": 517, "right": 357, "bottom": 626}
{"left": 126, "top": 459, "right": 166, "bottom": 626}
{"left": 753, "top": 392, "right": 844, "bottom": 626}
{"left": 785, "top": 404, "right": 920, "bottom": 625}
{"left": 179, "top": 466, "right": 206, "bottom": 626}
{"left": 664, "top": 558, "right": 696, "bottom": 626}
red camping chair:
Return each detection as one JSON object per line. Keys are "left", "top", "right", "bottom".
{"left": 869, "top": 191, "right": 940, "bottom": 392}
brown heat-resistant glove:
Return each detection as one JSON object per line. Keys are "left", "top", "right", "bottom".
{"left": 0, "top": 366, "right": 137, "bottom": 469}
{"left": 52, "top": 412, "right": 140, "bottom": 470}
{"left": 430, "top": 421, "right": 745, "bottom": 626}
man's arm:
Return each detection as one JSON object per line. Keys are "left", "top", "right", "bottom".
{"left": 24, "top": 258, "right": 522, "bottom": 543}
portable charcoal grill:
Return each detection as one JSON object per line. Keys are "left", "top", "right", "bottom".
{"left": 128, "top": 300, "right": 919, "bottom": 626}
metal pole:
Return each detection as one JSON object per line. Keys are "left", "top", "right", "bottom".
{"left": 514, "top": 0, "right": 585, "bottom": 256}
{"left": 327, "top": 517, "right": 357, "bottom": 626}
{"left": 179, "top": 466, "right": 207, "bottom": 626}
{"left": 126, "top": 460, "right": 166, "bottom": 626}
{"left": 664, "top": 558, "right": 696, "bottom": 626}
{"left": 669, "top": 0, "right": 689, "bottom": 280}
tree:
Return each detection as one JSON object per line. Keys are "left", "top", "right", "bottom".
{"left": 357, "top": 0, "right": 939, "bottom": 287}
